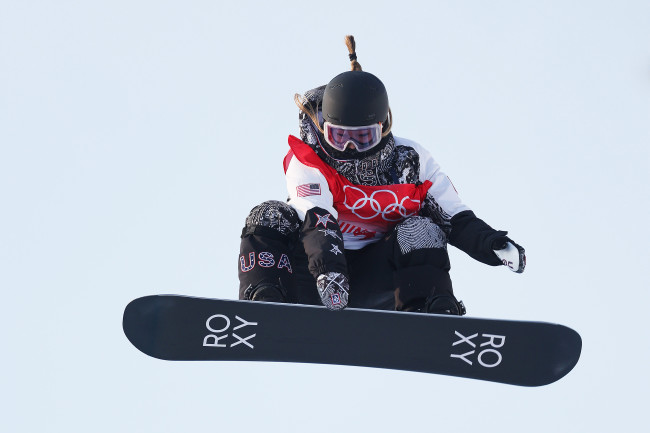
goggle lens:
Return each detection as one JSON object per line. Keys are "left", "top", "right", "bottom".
{"left": 324, "top": 122, "right": 382, "bottom": 152}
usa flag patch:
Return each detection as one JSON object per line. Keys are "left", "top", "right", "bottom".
{"left": 297, "top": 183, "right": 321, "bottom": 197}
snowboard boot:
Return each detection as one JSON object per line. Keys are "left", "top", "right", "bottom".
{"left": 396, "top": 298, "right": 426, "bottom": 313}
{"left": 425, "top": 295, "right": 466, "bottom": 316}
{"left": 243, "top": 282, "right": 287, "bottom": 303}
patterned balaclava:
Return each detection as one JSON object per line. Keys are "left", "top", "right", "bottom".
{"left": 298, "top": 85, "right": 398, "bottom": 187}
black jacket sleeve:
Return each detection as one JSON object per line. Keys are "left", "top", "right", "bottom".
{"left": 300, "top": 207, "right": 348, "bottom": 278}
{"left": 449, "top": 210, "right": 507, "bottom": 266}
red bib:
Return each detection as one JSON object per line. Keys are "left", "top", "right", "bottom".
{"left": 284, "top": 136, "right": 432, "bottom": 232}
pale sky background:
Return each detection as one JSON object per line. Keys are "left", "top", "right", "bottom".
{"left": 1, "top": 1, "right": 649, "bottom": 432}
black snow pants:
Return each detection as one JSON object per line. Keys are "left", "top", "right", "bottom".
{"left": 238, "top": 200, "right": 457, "bottom": 311}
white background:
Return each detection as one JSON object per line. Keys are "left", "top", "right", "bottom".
{"left": 1, "top": 1, "right": 649, "bottom": 431}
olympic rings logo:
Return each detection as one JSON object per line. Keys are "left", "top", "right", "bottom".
{"left": 342, "top": 185, "right": 421, "bottom": 221}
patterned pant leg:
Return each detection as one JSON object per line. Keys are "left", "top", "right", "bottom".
{"left": 390, "top": 216, "right": 455, "bottom": 311}
{"left": 238, "top": 201, "right": 301, "bottom": 301}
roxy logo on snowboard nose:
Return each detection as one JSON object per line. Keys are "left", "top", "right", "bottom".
{"left": 450, "top": 330, "right": 506, "bottom": 368}
{"left": 203, "top": 314, "right": 258, "bottom": 349}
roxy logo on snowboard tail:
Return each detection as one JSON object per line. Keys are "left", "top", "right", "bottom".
{"left": 450, "top": 331, "right": 506, "bottom": 368}
{"left": 203, "top": 314, "right": 258, "bottom": 349}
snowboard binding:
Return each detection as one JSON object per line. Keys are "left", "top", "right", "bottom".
{"left": 425, "top": 296, "right": 466, "bottom": 316}
{"left": 243, "top": 282, "right": 287, "bottom": 303}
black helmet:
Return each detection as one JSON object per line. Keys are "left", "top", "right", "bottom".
{"left": 322, "top": 71, "right": 389, "bottom": 126}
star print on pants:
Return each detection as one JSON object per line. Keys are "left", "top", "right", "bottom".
{"left": 330, "top": 244, "right": 342, "bottom": 255}
{"left": 314, "top": 212, "right": 334, "bottom": 228}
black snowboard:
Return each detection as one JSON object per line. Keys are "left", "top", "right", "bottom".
{"left": 123, "top": 295, "right": 581, "bottom": 387}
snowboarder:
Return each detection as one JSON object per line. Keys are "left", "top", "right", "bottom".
{"left": 238, "top": 35, "right": 526, "bottom": 314}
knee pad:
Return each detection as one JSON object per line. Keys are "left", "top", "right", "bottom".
{"left": 395, "top": 216, "right": 447, "bottom": 255}
{"left": 244, "top": 200, "right": 301, "bottom": 237}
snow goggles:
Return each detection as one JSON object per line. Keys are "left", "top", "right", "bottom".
{"left": 323, "top": 122, "right": 383, "bottom": 152}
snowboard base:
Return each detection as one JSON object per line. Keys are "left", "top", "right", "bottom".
{"left": 123, "top": 295, "right": 581, "bottom": 387}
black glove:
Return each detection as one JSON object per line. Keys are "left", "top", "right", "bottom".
{"left": 492, "top": 236, "right": 526, "bottom": 273}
